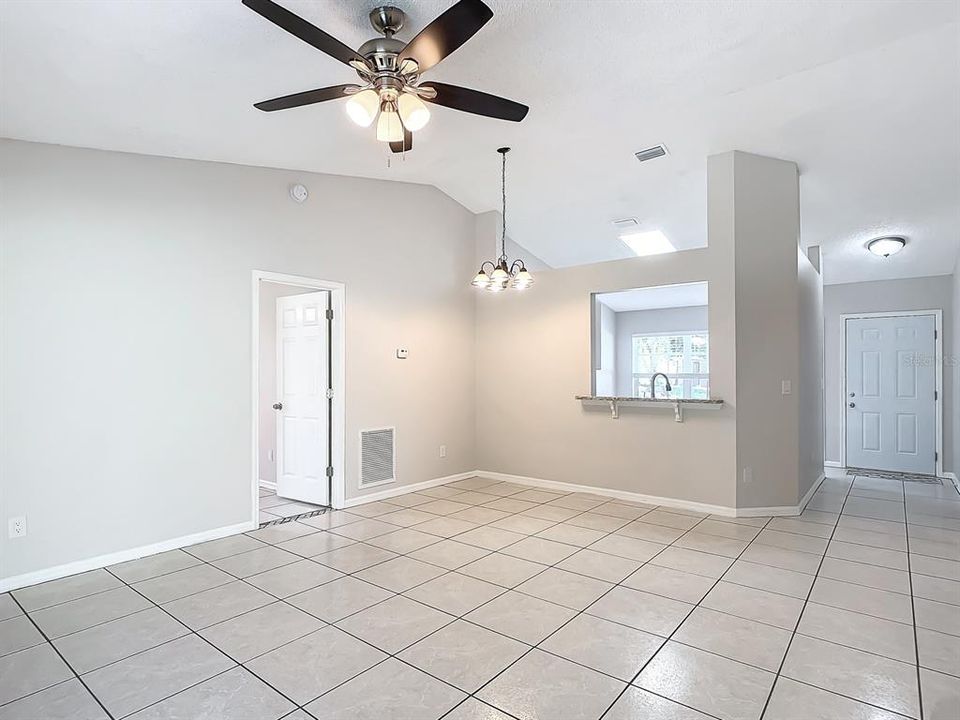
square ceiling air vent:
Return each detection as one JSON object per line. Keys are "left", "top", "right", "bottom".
{"left": 635, "top": 145, "right": 668, "bottom": 163}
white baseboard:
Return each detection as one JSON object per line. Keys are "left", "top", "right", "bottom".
{"left": 944, "top": 472, "right": 959, "bottom": 493}
{"left": 823, "top": 460, "right": 843, "bottom": 468}
{"left": 474, "top": 469, "right": 741, "bottom": 516}
{"left": 341, "top": 471, "right": 478, "bottom": 508}
{"left": 341, "top": 469, "right": 824, "bottom": 519}
{"left": 470, "top": 470, "right": 822, "bottom": 519}
{"left": 258, "top": 479, "right": 278, "bottom": 491}
{"left": 797, "top": 473, "right": 826, "bottom": 512}
{"left": 0, "top": 520, "right": 256, "bottom": 594}
{"left": 3, "top": 466, "right": 830, "bottom": 594}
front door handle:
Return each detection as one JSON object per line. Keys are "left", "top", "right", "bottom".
{"left": 272, "top": 402, "right": 283, "bottom": 410}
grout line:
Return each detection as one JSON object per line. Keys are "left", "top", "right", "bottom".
{"left": 3, "top": 593, "right": 117, "bottom": 720}
{"left": 99, "top": 566, "right": 306, "bottom": 718}
{"left": 755, "top": 475, "right": 853, "bottom": 719}
{"left": 7, "top": 473, "right": 948, "bottom": 719}
{"left": 0, "top": 481, "right": 754, "bottom": 717}
{"left": 905, "top": 490, "right": 926, "bottom": 720}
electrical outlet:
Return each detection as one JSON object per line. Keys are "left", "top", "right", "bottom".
{"left": 8, "top": 516, "right": 26, "bottom": 539}
{"left": 742, "top": 467, "right": 753, "bottom": 485}
{"left": 439, "top": 445, "right": 447, "bottom": 459}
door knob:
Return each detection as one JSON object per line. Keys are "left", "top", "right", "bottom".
{"left": 272, "top": 402, "right": 283, "bottom": 410}
{"left": 849, "top": 392, "right": 855, "bottom": 398}
{"left": 849, "top": 402, "right": 856, "bottom": 408}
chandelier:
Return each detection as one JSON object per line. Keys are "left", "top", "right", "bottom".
{"left": 471, "top": 148, "right": 534, "bottom": 292}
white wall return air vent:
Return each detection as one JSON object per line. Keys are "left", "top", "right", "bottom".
{"left": 359, "top": 427, "right": 396, "bottom": 488}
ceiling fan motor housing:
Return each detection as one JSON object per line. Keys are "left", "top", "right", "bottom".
{"left": 357, "top": 36, "right": 406, "bottom": 73}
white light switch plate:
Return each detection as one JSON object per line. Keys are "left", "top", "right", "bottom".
{"left": 781, "top": 380, "right": 792, "bottom": 395}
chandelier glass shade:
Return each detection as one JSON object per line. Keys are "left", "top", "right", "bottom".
{"left": 472, "top": 147, "right": 534, "bottom": 292}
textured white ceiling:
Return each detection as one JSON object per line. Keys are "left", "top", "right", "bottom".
{"left": 1, "top": 0, "right": 958, "bottom": 284}
{"left": 597, "top": 282, "right": 708, "bottom": 313}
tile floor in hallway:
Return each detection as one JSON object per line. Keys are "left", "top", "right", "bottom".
{"left": 1, "top": 469, "right": 959, "bottom": 720}
{"left": 257, "top": 488, "right": 326, "bottom": 525}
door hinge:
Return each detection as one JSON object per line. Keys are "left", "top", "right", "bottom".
{"left": 326, "top": 388, "right": 334, "bottom": 399}
{"left": 935, "top": 452, "right": 938, "bottom": 462}
{"left": 935, "top": 390, "right": 938, "bottom": 400}
{"left": 326, "top": 308, "right": 334, "bottom": 320}
{"left": 934, "top": 329, "right": 938, "bottom": 339}
{"left": 325, "top": 466, "right": 334, "bottom": 478}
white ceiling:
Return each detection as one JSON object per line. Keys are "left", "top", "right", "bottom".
{"left": 597, "top": 282, "right": 708, "bottom": 313}
{"left": 2, "top": 1, "right": 958, "bottom": 284}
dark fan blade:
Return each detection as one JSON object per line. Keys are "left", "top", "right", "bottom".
{"left": 389, "top": 129, "right": 413, "bottom": 154}
{"left": 254, "top": 84, "right": 353, "bottom": 112}
{"left": 243, "top": 0, "right": 365, "bottom": 66}
{"left": 419, "top": 82, "right": 528, "bottom": 122}
{"left": 398, "top": 0, "right": 492, "bottom": 73}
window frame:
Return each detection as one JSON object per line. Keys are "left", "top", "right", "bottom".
{"left": 630, "top": 330, "right": 710, "bottom": 399}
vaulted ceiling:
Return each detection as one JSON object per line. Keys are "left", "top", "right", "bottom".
{"left": 2, "top": 0, "right": 957, "bottom": 284}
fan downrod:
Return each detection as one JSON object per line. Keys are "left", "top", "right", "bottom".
{"left": 370, "top": 6, "right": 406, "bottom": 36}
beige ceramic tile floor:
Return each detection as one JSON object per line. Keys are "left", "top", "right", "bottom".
{"left": 1, "top": 469, "right": 958, "bottom": 719}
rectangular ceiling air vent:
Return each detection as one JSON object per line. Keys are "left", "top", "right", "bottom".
{"left": 612, "top": 218, "right": 638, "bottom": 231}
{"left": 360, "top": 427, "right": 395, "bottom": 488}
{"left": 634, "top": 145, "right": 668, "bottom": 163}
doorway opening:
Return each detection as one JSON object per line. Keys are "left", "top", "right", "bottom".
{"left": 841, "top": 309, "right": 943, "bottom": 477}
{"left": 252, "top": 271, "right": 345, "bottom": 527}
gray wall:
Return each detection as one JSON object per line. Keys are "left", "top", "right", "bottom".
{"left": 475, "top": 246, "right": 739, "bottom": 508}
{"left": 475, "top": 152, "right": 815, "bottom": 511}
{"left": 797, "top": 250, "right": 825, "bottom": 498}
{"left": 613, "top": 306, "right": 708, "bottom": 396}
{"left": 594, "top": 302, "right": 616, "bottom": 396}
{"left": 823, "top": 276, "right": 954, "bottom": 470}
{"left": 954, "top": 261, "right": 960, "bottom": 476}
{"left": 721, "top": 153, "right": 811, "bottom": 509}
{"left": 0, "top": 139, "right": 478, "bottom": 582}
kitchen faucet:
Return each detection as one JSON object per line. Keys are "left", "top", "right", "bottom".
{"left": 650, "top": 372, "right": 672, "bottom": 399}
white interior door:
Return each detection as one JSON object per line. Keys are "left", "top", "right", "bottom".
{"left": 845, "top": 314, "right": 936, "bottom": 474}
{"left": 276, "top": 291, "right": 331, "bottom": 505}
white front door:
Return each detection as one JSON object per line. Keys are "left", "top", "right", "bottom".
{"left": 276, "top": 291, "right": 331, "bottom": 505}
{"left": 845, "top": 314, "right": 937, "bottom": 474}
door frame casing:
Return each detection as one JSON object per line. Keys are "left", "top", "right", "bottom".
{"left": 252, "top": 270, "right": 346, "bottom": 525}
{"left": 840, "top": 309, "right": 943, "bottom": 476}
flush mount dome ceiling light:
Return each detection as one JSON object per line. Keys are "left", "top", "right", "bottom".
{"left": 471, "top": 148, "right": 534, "bottom": 292}
{"left": 243, "top": 0, "right": 529, "bottom": 154}
{"left": 867, "top": 236, "right": 906, "bottom": 257}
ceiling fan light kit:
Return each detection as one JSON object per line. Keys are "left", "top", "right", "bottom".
{"left": 472, "top": 148, "right": 534, "bottom": 293}
{"left": 243, "top": 0, "right": 529, "bottom": 153}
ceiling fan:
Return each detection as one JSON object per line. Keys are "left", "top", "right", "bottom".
{"left": 243, "top": 0, "right": 529, "bottom": 153}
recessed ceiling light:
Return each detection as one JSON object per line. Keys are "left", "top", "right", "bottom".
{"left": 867, "top": 236, "right": 906, "bottom": 257}
{"left": 619, "top": 230, "right": 676, "bottom": 257}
